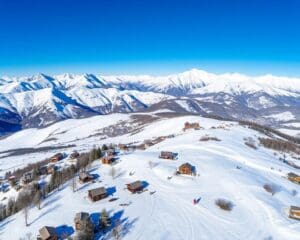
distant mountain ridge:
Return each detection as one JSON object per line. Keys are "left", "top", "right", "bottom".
{"left": 1, "top": 69, "right": 300, "bottom": 135}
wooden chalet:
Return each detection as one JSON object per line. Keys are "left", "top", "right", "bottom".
{"left": 159, "top": 151, "right": 178, "bottom": 160}
{"left": 79, "top": 172, "right": 93, "bottom": 183}
{"left": 102, "top": 155, "right": 116, "bottom": 165}
{"left": 126, "top": 180, "right": 144, "bottom": 193}
{"left": 288, "top": 172, "right": 300, "bottom": 184}
{"left": 178, "top": 162, "right": 195, "bottom": 175}
{"left": 47, "top": 164, "right": 57, "bottom": 174}
{"left": 70, "top": 151, "right": 80, "bottom": 159}
{"left": 38, "top": 226, "right": 58, "bottom": 240}
{"left": 104, "top": 149, "right": 117, "bottom": 157}
{"left": 8, "top": 175, "right": 17, "bottom": 185}
{"left": 39, "top": 165, "right": 48, "bottom": 175}
{"left": 49, "top": 153, "right": 64, "bottom": 163}
{"left": 22, "top": 171, "right": 34, "bottom": 184}
{"left": 88, "top": 187, "right": 107, "bottom": 201}
{"left": 74, "top": 212, "right": 92, "bottom": 231}
{"left": 118, "top": 143, "right": 129, "bottom": 151}
{"left": 289, "top": 206, "right": 300, "bottom": 220}
{"left": 183, "top": 122, "right": 200, "bottom": 131}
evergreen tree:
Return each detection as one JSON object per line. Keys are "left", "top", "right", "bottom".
{"left": 33, "top": 190, "right": 42, "bottom": 210}
{"left": 80, "top": 218, "right": 94, "bottom": 239}
{"left": 102, "top": 144, "right": 108, "bottom": 151}
{"left": 99, "top": 208, "right": 111, "bottom": 231}
{"left": 6, "top": 197, "right": 16, "bottom": 216}
{"left": 95, "top": 147, "right": 102, "bottom": 159}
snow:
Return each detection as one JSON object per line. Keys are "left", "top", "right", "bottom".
{"left": 0, "top": 114, "right": 300, "bottom": 239}
{"left": 266, "top": 112, "right": 296, "bottom": 121}
{"left": 278, "top": 128, "right": 300, "bottom": 137}
{"left": 284, "top": 123, "right": 300, "bottom": 128}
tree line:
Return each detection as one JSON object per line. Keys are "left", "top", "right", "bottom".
{"left": 0, "top": 144, "right": 113, "bottom": 224}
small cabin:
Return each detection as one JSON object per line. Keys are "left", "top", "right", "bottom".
{"left": 289, "top": 206, "right": 300, "bottom": 220}
{"left": 47, "top": 165, "right": 57, "bottom": 174}
{"left": 183, "top": 122, "right": 200, "bottom": 131}
{"left": 74, "top": 212, "right": 92, "bottom": 231}
{"left": 159, "top": 151, "right": 178, "bottom": 160}
{"left": 178, "top": 162, "right": 195, "bottom": 175}
{"left": 288, "top": 172, "right": 300, "bottom": 184}
{"left": 39, "top": 166, "right": 48, "bottom": 175}
{"left": 104, "top": 149, "right": 117, "bottom": 157}
{"left": 49, "top": 153, "right": 64, "bottom": 163}
{"left": 88, "top": 187, "right": 108, "bottom": 202}
{"left": 38, "top": 226, "right": 58, "bottom": 240}
{"left": 102, "top": 155, "right": 116, "bottom": 165}
{"left": 8, "top": 175, "right": 17, "bottom": 185}
{"left": 70, "top": 151, "right": 80, "bottom": 159}
{"left": 79, "top": 172, "right": 93, "bottom": 183}
{"left": 126, "top": 180, "right": 144, "bottom": 193}
{"left": 118, "top": 144, "right": 129, "bottom": 151}
{"left": 22, "top": 171, "right": 34, "bottom": 184}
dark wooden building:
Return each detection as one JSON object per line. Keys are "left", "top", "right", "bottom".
{"left": 88, "top": 187, "right": 108, "bottom": 201}
{"left": 38, "top": 226, "right": 58, "bottom": 240}
{"left": 49, "top": 153, "right": 64, "bottom": 163}
{"left": 288, "top": 172, "right": 300, "bottom": 184}
{"left": 70, "top": 151, "right": 80, "bottom": 159}
{"left": 102, "top": 155, "right": 116, "bottom": 165}
{"left": 126, "top": 180, "right": 144, "bottom": 193}
{"left": 47, "top": 164, "right": 57, "bottom": 174}
{"left": 183, "top": 122, "right": 200, "bottom": 131}
{"left": 178, "top": 162, "right": 195, "bottom": 175}
{"left": 22, "top": 171, "right": 34, "bottom": 184}
{"left": 159, "top": 151, "right": 178, "bottom": 160}
{"left": 118, "top": 143, "right": 129, "bottom": 151}
{"left": 104, "top": 149, "right": 117, "bottom": 157}
{"left": 39, "top": 165, "right": 48, "bottom": 175}
{"left": 79, "top": 172, "right": 93, "bottom": 183}
{"left": 289, "top": 206, "right": 300, "bottom": 220}
{"left": 74, "top": 212, "right": 92, "bottom": 231}
{"left": 8, "top": 175, "right": 17, "bottom": 185}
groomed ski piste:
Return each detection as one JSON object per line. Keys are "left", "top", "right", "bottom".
{"left": 0, "top": 113, "right": 300, "bottom": 239}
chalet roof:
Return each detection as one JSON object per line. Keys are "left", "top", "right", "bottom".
{"left": 104, "top": 149, "right": 116, "bottom": 155}
{"left": 88, "top": 187, "right": 107, "bottom": 198}
{"left": 23, "top": 171, "right": 33, "bottom": 179}
{"left": 160, "top": 151, "right": 177, "bottom": 156}
{"left": 74, "top": 212, "right": 90, "bottom": 222}
{"left": 288, "top": 172, "right": 299, "bottom": 178}
{"left": 79, "top": 172, "right": 91, "bottom": 179}
{"left": 70, "top": 151, "right": 79, "bottom": 157}
{"left": 103, "top": 155, "right": 115, "bottom": 161}
{"left": 290, "top": 206, "right": 300, "bottom": 211}
{"left": 127, "top": 180, "right": 143, "bottom": 189}
{"left": 179, "top": 162, "right": 193, "bottom": 169}
{"left": 39, "top": 226, "right": 57, "bottom": 239}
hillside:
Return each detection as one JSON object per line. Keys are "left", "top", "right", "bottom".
{"left": 0, "top": 113, "right": 300, "bottom": 239}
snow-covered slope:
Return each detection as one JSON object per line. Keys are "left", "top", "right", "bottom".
{"left": 0, "top": 114, "right": 300, "bottom": 239}
{"left": 1, "top": 69, "right": 300, "bottom": 135}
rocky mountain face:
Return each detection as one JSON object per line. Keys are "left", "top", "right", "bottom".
{"left": 0, "top": 69, "right": 300, "bottom": 135}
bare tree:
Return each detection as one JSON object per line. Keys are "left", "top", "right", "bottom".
{"left": 109, "top": 167, "right": 116, "bottom": 180}
{"left": 148, "top": 161, "right": 154, "bottom": 169}
{"left": 33, "top": 190, "right": 42, "bottom": 210}
{"left": 23, "top": 206, "right": 29, "bottom": 227}
{"left": 112, "top": 220, "right": 123, "bottom": 240}
{"left": 71, "top": 176, "right": 77, "bottom": 192}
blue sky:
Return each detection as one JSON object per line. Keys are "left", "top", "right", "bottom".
{"left": 1, "top": 0, "right": 300, "bottom": 76}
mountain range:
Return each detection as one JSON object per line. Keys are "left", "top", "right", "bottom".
{"left": 1, "top": 69, "right": 300, "bottom": 135}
